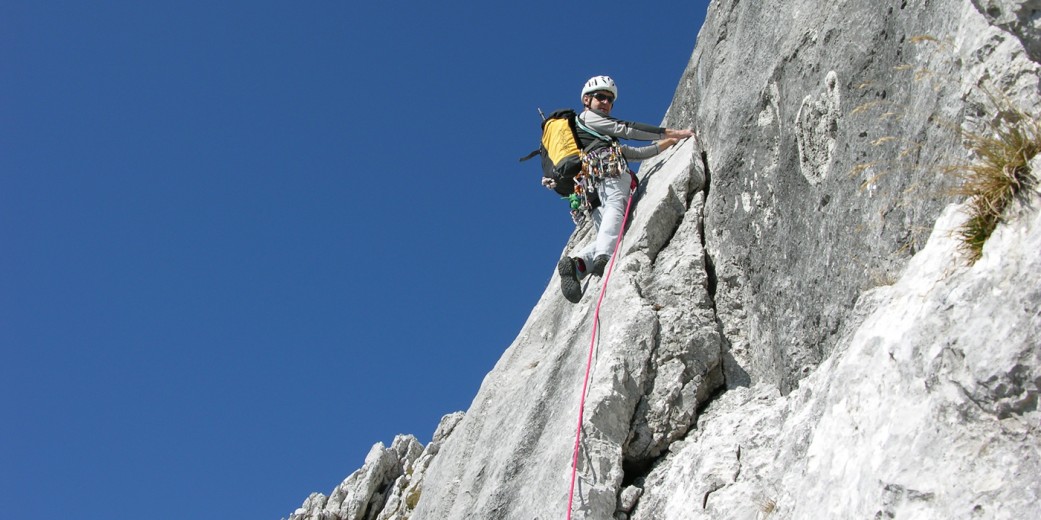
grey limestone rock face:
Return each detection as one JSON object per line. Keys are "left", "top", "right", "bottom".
{"left": 632, "top": 197, "right": 1041, "bottom": 519}
{"left": 287, "top": 0, "right": 1041, "bottom": 518}
{"left": 664, "top": 0, "right": 1040, "bottom": 393}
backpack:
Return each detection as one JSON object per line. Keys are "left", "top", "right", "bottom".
{"left": 519, "top": 109, "right": 612, "bottom": 198}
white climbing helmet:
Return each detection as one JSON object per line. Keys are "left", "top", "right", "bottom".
{"left": 581, "top": 75, "right": 618, "bottom": 101}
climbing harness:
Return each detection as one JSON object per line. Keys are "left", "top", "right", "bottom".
{"left": 568, "top": 140, "right": 629, "bottom": 225}
{"left": 562, "top": 117, "right": 619, "bottom": 225}
{"left": 565, "top": 171, "right": 639, "bottom": 520}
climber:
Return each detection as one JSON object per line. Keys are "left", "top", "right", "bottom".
{"left": 557, "top": 75, "right": 696, "bottom": 303}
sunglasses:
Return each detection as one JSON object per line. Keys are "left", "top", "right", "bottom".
{"left": 591, "top": 92, "right": 615, "bottom": 103}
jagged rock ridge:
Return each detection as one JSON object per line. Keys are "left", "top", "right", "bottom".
{"left": 285, "top": 413, "right": 463, "bottom": 520}
{"left": 286, "top": 0, "right": 1041, "bottom": 518}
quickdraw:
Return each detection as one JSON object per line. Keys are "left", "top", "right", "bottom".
{"left": 567, "top": 142, "right": 629, "bottom": 225}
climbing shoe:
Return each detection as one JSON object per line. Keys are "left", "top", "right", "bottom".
{"left": 590, "top": 255, "right": 611, "bottom": 277}
{"left": 557, "top": 256, "right": 584, "bottom": 303}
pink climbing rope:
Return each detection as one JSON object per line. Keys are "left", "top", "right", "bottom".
{"left": 565, "top": 173, "right": 638, "bottom": 520}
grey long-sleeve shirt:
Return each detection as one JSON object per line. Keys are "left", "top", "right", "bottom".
{"left": 577, "top": 109, "right": 666, "bottom": 161}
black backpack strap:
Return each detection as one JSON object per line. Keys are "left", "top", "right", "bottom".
{"left": 574, "top": 115, "right": 612, "bottom": 143}
{"left": 519, "top": 149, "right": 540, "bottom": 162}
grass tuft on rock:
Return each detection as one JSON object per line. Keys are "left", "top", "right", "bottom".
{"left": 951, "top": 103, "right": 1040, "bottom": 263}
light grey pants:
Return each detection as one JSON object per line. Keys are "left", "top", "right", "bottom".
{"left": 577, "top": 171, "right": 633, "bottom": 274}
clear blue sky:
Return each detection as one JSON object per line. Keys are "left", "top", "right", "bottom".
{"left": 1, "top": 2, "right": 710, "bottom": 518}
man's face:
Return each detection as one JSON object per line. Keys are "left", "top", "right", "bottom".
{"left": 586, "top": 91, "right": 614, "bottom": 115}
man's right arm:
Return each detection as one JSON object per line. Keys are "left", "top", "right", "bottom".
{"left": 580, "top": 111, "right": 665, "bottom": 141}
